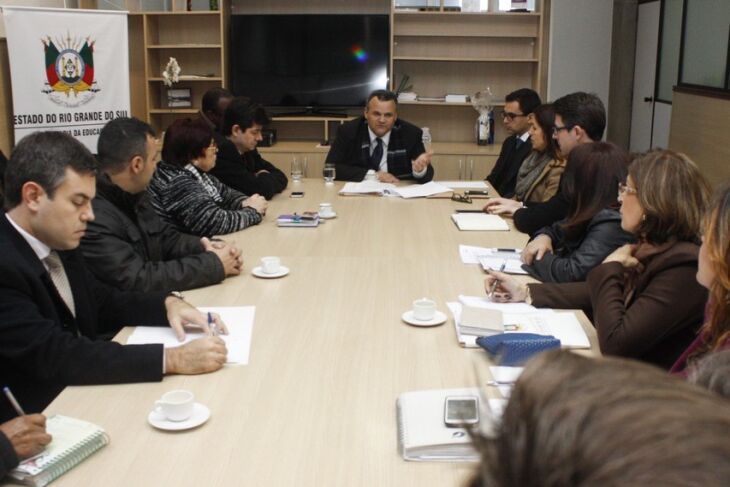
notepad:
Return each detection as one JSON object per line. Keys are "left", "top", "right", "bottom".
{"left": 9, "top": 415, "right": 109, "bottom": 487}
{"left": 396, "top": 387, "right": 504, "bottom": 462}
{"left": 126, "top": 306, "right": 254, "bottom": 364}
{"left": 451, "top": 213, "right": 509, "bottom": 231}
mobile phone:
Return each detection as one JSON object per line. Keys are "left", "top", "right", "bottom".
{"left": 444, "top": 396, "right": 479, "bottom": 427}
{"left": 465, "top": 190, "right": 489, "bottom": 196}
{"left": 290, "top": 191, "right": 304, "bottom": 198}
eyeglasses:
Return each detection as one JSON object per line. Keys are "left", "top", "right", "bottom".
{"left": 552, "top": 125, "right": 574, "bottom": 135}
{"left": 206, "top": 142, "right": 218, "bottom": 153}
{"left": 500, "top": 111, "right": 526, "bottom": 121}
{"left": 618, "top": 182, "right": 638, "bottom": 198}
{"left": 451, "top": 193, "right": 472, "bottom": 204}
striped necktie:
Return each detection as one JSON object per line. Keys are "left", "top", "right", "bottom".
{"left": 44, "top": 251, "right": 76, "bottom": 317}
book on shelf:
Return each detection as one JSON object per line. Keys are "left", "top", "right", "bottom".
{"left": 8, "top": 415, "right": 109, "bottom": 487}
{"left": 396, "top": 387, "right": 506, "bottom": 462}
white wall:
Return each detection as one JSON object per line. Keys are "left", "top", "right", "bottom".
{"left": 0, "top": 0, "right": 67, "bottom": 37}
{"left": 548, "top": 0, "right": 613, "bottom": 114}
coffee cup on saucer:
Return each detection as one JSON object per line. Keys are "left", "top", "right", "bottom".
{"left": 154, "top": 390, "right": 194, "bottom": 422}
{"left": 319, "top": 202, "right": 335, "bottom": 218}
{"left": 261, "top": 256, "right": 281, "bottom": 275}
{"left": 412, "top": 298, "right": 437, "bottom": 321}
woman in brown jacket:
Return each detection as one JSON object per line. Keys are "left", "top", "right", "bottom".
{"left": 483, "top": 104, "right": 565, "bottom": 215}
{"left": 485, "top": 150, "right": 711, "bottom": 369}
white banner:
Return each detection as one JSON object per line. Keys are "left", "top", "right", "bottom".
{"left": 3, "top": 6, "right": 130, "bottom": 152}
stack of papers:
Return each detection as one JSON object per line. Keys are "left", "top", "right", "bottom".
{"left": 339, "top": 181, "right": 451, "bottom": 198}
{"left": 435, "top": 181, "right": 488, "bottom": 190}
{"left": 397, "top": 92, "right": 418, "bottom": 102}
{"left": 126, "top": 306, "right": 255, "bottom": 364}
{"left": 459, "top": 245, "right": 527, "bottom": 274}
{"left": 445, "top": 94, "right": 469, "bottom": 103}
{"left": 451, "top": 213, "right": 509, "bottom": 231}
{"left": 446, "top": 296, "right": 590, "bottom": 349}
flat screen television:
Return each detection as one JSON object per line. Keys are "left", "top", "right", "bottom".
{"left": 229, "top": 14, "right": 390, "bottom": 112}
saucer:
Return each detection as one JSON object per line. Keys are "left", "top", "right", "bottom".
{"left": 402, "top": 310, "right": 448, "bottom": 327}
{"left": 319, "top": 212, "right": 337, "bottom": 220}
{"left": 252, "top": 265, "right": 290, "bottom": 279}
{"left": 148, "top": 402, "right": 210, "bottom": 431}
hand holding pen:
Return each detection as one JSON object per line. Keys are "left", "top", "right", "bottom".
{"left": 2, "top": 387, "right": 52, "bottom": 459}
{"left": 485, "top": 265, "right": 529, "bottom": 303}
{"left": 487, "top": 261, "right": 507, "bottom": 298}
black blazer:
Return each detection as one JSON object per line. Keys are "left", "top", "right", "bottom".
{"left": 486, "top": 134, "right": 533, "bottom": 198}
{"left": 0, "top": 214, "right": 168, "bottom": 422}
{"left": 209, "top": 133, "right": 288, "bottom": 200}
{"left": 324, "top": 116, "right": 434, "bottom": 183}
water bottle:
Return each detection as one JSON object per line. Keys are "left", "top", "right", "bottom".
{"left": 488, "top": 109, "right": 495, "bottom": 145}
{"left": 476, "top": 114, "right": 489, "bottom": 146}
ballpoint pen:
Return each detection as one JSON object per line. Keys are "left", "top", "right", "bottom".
{"left": 487, "top": 261, "right": 507, "bottom": 298}
{"left": 207, "top": 312, "right": 219, "bottom": 337}
{"left": 3, "top": 386, "right": 26, "bottom": 416}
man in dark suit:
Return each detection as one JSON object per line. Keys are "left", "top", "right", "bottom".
{"left": 0, "top": 131, "right": 228, "bottom": 422}
{"left": 485, "top": 88, "right": 541, "bottom": 197}
{"left": 325, "top": 89, "right": 434, "bottom": 183}
{"left": 213, "top": 96, "right": 288, "bottom": 199}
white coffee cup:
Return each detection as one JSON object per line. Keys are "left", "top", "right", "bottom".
{"left": 413, "top": 298, "right": 436, "bottom": 321}
{"left": 154, "top": 390, "right": 194, "bottom": 422}
{"left": 261, "top": 256, "right": 281, "bottom": 274}
{"left": 319, "top": 203, "right": 334, "bottom": 217}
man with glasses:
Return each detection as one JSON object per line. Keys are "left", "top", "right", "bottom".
{"left": 485, "top": 88, "right": 541, "bottom": 197}
{"left": 512, "top": 92, "right": 607, "bottom": 236}
{"left": 80, "top": 117, "right": 243, "bottom": 293}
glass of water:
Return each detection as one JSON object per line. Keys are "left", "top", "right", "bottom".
{"left": 291, "top": 156, "right": 303, "bottom": 182}
{"left": 323, "top": 162, "right": 336, "bottom": 184}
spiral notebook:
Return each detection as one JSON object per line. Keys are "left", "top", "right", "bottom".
{"left": 8, "top": 415, "right": 109, "bottom": 486}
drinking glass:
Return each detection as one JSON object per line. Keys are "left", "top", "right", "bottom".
{"left": 291, "top": 156, "right": 303, "bottom": 182}
{"left": 323, "top": 163, "right": 336, "bottom": 184}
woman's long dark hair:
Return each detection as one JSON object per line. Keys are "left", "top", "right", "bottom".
{"left": 531, "top": 104, "right": 560, "bottom": 161}
{"left": 560, "top": 142, "right": 629, "bottom": 240}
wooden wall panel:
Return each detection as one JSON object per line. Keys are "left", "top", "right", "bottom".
{"left": 669, "top": 90, "right": 730, "bottom": 186}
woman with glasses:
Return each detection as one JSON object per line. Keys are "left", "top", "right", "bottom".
{"left": 519, "top": 141, "right": 634, "bottom": 283}
{"left": 148, "top": 117, "right": 268, "bottom": 236}
{"left": 671, "top": 183, "right": 730, "bottom": 375}
{"left": 483, "top": 104, "right": 565, "bottom": 215}
{"left": 485, "top": 150, "right": 711, "bottom": 368}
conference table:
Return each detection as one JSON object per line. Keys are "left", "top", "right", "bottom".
{"left": 44, "top": 179, "right": 598, "bottom": 487}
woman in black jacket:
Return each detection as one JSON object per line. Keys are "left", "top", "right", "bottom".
{"left": 520, "top": 142, "right": 635, "bottom": 282}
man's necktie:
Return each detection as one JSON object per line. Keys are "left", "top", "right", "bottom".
{"left": 370, "top": 137, "right": 383, "bottom": 170}
{"left": 44, "top": 251, "right": 76, "bottom": 317}
{"left": 515, "top": 137, "right": 524, "bottom": 150}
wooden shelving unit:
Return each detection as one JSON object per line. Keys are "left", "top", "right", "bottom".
{"left": 137, "top": 5, "right": 227, "bottom": 133}
{"left": 388, "top": 0, "right": 548, "bottom": 178}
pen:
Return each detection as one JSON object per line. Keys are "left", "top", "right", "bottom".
{"left": 496, "top": 248, "right": 519, "bottom": 253}
{"left": 487, "top": 261, "right": 507, "bottom": 298}
{"left": 455, "top": 209, "right": 484, "bottom": 213}
{"left": 3, "top": 386, "right": 26, "bottom": 416}
{"left": 207, "top": 312, "right": 219, "bottom": 337}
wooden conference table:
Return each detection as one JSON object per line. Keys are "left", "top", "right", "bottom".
{"left": 45, "top": 179, "right": 598, "bottom": 487}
